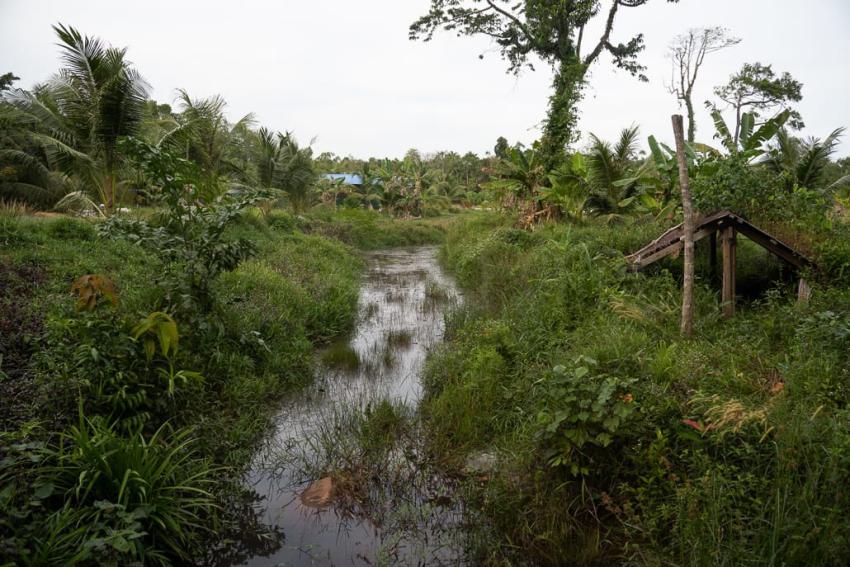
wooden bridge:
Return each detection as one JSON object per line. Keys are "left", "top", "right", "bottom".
{"left": 626, "top": 210, "right": 813, "bottom": 317}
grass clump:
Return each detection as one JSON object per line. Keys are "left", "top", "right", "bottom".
{"left": 386, "top": 329, "right": 413, "bottom": 348}
{"left": 322, "top": 341, "right": 361, "bottom": 371}
{"left": 423, "top": 212, "right": 850, "bottom": 565}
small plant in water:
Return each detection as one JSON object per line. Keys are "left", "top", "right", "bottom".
{"left": 386, "top": 329, "right": 413, "bottom": 349}
{"left": 424, "top": 280, "right": 449, "bottom": 302}
{"left": 322, "top": 341, "right": 360, "bottom": 371}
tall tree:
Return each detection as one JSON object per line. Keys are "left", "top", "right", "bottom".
{"left": 667, "top": 27, "right": 740, "bottom": 142}
{"left": 410, "top": 0, "right": 680, "bottom": 172}
{"left": 710, "top": 62, "right": 803, "bottom": 145}
{"left": 494, "top": 136, "right": 510, "bottom": 159}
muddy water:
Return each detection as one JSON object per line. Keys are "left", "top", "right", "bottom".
{"left": 234, "top": 246, "right": 465, "bottom": 566}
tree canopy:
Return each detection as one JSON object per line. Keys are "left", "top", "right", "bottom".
{"left": 711, "top": 62, "right": 804, "bottom": 144}
{"left": 410, "top": 0, "right": 680, "bottom": 170}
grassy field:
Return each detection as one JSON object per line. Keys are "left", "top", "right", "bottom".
{"left": 423, "top": 213, "right": 850, "bottom": 566}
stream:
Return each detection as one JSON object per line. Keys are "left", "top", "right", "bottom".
{"left": 229, "top": 246, "right": 467, "bottom": 566}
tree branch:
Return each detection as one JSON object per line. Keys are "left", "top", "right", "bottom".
{"left": 584, "top": 0, "right": 620, "bottom": 66}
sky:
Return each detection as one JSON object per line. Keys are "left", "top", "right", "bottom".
{"left": 2, "top": 0, "right": 849, "bottom": 158}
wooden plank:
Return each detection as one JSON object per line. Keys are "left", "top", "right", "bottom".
{"left": 631, "top": 241, "right": 683, "bottom": 269}
{"left": 798, "top": 278, "right": 812, "bottom": 303}
{"left": 628, "top": 224, "right": 720, "bottom": 271}
{"left": 721, "top": 226, "right": 736, "bottom": 318}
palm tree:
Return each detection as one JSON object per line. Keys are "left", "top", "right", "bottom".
{"left": 160, "top": 90, "right": 255, "bottom": 200}
{"left": 274, "top": 132, "right": 315, "bottom": 212}
{"left": 0, "top": 100, "right": 69, "bottom": 207}
{"left": 584, "top": 125, "right": 643, "bottom": 220}
{"left": 14, "top": 24, "right": 149, "bottom": 213}
{"left": 763, "top": 127, "right": 848, "bottom": 192}
{"left": 485, "top": 146, "right": 546, "bottom": 212}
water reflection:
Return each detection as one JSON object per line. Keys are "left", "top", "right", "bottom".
{"left": 229, "top": 246, "right": 466, "bottom": 566}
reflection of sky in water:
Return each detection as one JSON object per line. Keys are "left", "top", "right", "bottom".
{"left": 235, "top": 246, "right": 465, "bottom": 567}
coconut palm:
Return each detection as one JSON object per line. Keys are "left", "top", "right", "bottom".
{"left": 274, "top": 132, "right": 315, "bottom": 212}
{"left": 584, "top": 125, "right": 643, "bottom": 220}
{"left": 159, "top": 90, "right": 255, "bottom": 200}
{"left": 763, "top": 127, "right": 848, "bottom": 192}
{"left": 0, "top": 100, "right": 69, "bottom": 207}
{"left": 13, "top": 24, "right": 149, "bottom": 213}
{"left": 485, "top": 146, "right": 546, "bottom": 211}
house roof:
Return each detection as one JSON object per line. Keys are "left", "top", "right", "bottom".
{"left": 625, "top": 210, "right": 814, "bottom": 271}
{"left": 323, "top": 173, "right": 363, "bottom": 185}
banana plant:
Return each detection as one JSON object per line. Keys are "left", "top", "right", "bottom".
{"left": 484, "top": 146, "right": 546, "bottom": 211}
{"left": 710, "top": 108, "right": 790, "bottom": 162}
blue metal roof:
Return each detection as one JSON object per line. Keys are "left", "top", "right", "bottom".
{"left": 323, "top": 173, "right": 363, "bottom": 185}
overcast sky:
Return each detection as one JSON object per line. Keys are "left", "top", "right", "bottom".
{"left": 2, "top": 0, "right": 849, "bottom": 158}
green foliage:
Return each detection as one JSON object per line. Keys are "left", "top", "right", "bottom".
{"left": 101, "top": 138, "right": 270, "bottom": 315}
{"left": 300, "top": 207, "right": 448, "bottom": 249}
{"left": 425, "top": 214, "right": 850, "bottom": 564}
{"left": 1, "top": 419, "right": 215, "bottom": 566}
{"left": 7, "top": 24, "right": 148, "bottom": 212}
{"left": 537, "top": 357, "right": 637, "bottom": 473}
{"left": 45, "top": 217, "right": 96, "bottom": 240}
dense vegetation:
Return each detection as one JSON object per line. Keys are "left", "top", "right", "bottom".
{"left": 425, "top": 213, "right": 850, "bottom": 565}
{"left": 3, "top": 7, "right": 850, "bottom": 566}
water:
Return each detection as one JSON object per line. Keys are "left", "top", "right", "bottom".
{"left": 230, "top": 246, "right": 466, "bottom": 566}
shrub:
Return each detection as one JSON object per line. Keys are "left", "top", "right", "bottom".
{"left": 536, "top": 357, "right": 637, "bottom": 474}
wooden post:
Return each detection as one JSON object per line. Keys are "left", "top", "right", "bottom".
{"left": 721, "top": 226, "right": 736, "bottom": 318}
{"left": 797, "top": 278, "right": 812, "bottom": 303}
{"left": 709, "top": 231, "right": 717, "bottom": 283}
{"left": 672, "top": 115, "right": 695, "bottom": 337}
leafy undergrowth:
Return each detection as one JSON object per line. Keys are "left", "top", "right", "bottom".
{"left": 0, "top": 207, "right": 437, "bottom": 565}
{"left": 423, "top": 213, "right": 850, "bottom": 566}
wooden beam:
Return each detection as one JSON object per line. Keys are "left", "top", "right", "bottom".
{"left": 731, "top": 221, "right": 809, "bottom": 269}
{"left": 627, "top": 224, "right": 721, "bottom": 271}
{"left": 721, "top": 226, "right": 736, "bottom": 318}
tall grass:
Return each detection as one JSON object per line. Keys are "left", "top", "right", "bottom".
{"left": 424, "top": 213, "right": 850, "bottom": 565}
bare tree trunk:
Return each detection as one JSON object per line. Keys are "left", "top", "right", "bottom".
{"left": 672, "top": 114, "right": 695, "bottom": 337}
{"left": 685, "top": 96, "right": 696, "bottom": 142}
